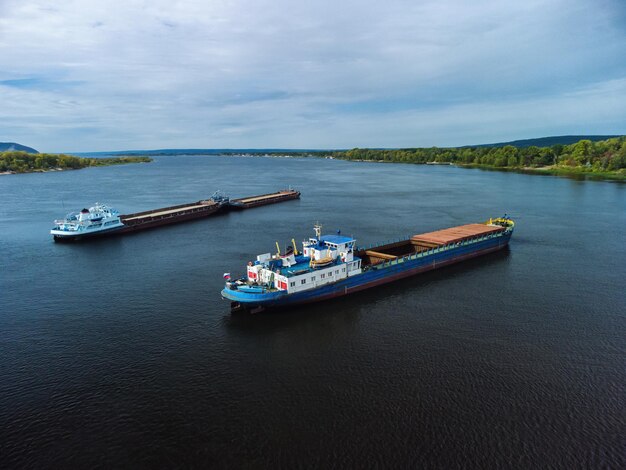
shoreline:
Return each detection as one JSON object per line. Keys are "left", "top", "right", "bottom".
{"left": 325, "top": 157, "right": 625, "bottom": 181}
{"left": 322, "top": 136, "right": 626, "bottom": 182}
{"left": 0, "top": 154, "right": 152, "bottom": 175}
{"left": 455, "top": 163, "right": 626, "bottom": 181}
{"left": 326, "top": 157, "right": 625, "bottom": 182}
{"left": 0, "top": 167, "right": 73, "bottom": 176}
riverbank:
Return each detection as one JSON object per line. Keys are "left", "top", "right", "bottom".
{"left": 323, "top": 155, "right": 626, "bottom": 181}
{"left": 456, "top": 163, "right": 626, "bottom": 181}
{"left": 323, "top": 137, "right": 626, "bottom": 182}
{"left": 0, "top": 151, "right": 152, "bottom": 174}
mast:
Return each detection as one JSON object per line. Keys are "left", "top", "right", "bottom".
{"left": 313, "top": 223, "right": 322, "bottom": 241}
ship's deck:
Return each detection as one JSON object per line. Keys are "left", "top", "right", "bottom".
{"left": 280, "top": 262, "right": 313, "bottom": 277}
{"left": 122, "top": 202, "right": 217, "bottom": 221}
{"left": 356, "top": 222, "right": 507, "bottom": 267}
{"left": 233, "top": 191, "right": 294, "bottom": 204}
{"left": 411, "top": 223, "right": 505, "bottom": 246}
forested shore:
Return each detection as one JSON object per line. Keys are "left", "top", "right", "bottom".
{"left": 323, "top": 137, "right": 626, "bottom": 180}
{"left": 0, "top": 151, "right": 152, "bottom": 174}
{"left": 5, "top": 137, "right": 623, "bottom": 180}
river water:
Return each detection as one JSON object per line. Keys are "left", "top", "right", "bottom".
{"left": 1, "top": 155, "right": 624, "bottom": 468}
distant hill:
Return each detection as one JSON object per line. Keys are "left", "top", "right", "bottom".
{"left": 77, "top": 148, "right": 327, "bottom": 157}
{"left": 464, "top": 135, "right": 621, "bottom": 149}
{"left": 75, "top": 135, "right": 625, "bottom": 156}
{"left": 0, "top": 142, "right": 38, "bottom": 153}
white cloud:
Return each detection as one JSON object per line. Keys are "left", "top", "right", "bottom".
{"left": 0, "top": 0, "right": 624, "bottom": 151}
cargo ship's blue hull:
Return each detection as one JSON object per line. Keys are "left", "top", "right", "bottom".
{"left": 222, "top": 230, "right": 512, "bottom": 311}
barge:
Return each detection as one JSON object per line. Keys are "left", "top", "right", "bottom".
{"left": 119, "top": 198, "right": 224, "bottom": 232}
{"left": 222, "top": 217, "right": 514, "bottom": 313}
{"left": 51, "top": 189, "right": 300, "bottom": 241}
{"left": 229, "top": 189, "right": 301, "bottom": 209}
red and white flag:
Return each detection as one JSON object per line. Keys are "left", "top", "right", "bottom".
{"left": 223, "top": 273, "right": 231, "bottom": 280}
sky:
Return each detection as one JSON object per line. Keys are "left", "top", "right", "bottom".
{"left": 1, "top": 0, "right": 626, "bottom": 152}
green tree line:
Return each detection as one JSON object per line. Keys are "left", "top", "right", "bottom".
{"left": 0, "top": 151, "right": 151, "bottom": 173}
{"left": 324, "top": 137, "right": 626, "bottom": 173}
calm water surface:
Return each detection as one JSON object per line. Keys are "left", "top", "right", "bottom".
{"left": 1, "top": 156, "right": 624, "bottom": 468}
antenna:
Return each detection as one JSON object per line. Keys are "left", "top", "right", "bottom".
{"left": 313, "top": 223, "right": 322, "bottom": 240}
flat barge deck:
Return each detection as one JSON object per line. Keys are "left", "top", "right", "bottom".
{"left": 120, "top": 189, "right": 300, "bottom": 233}
{"left": 230, "top": 189, "right": 301, "bottom": 209}
{"left": 120, "top": 199, "right": 222, "bottom": 232}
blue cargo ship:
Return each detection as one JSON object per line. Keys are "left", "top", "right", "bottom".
{"left": 222, "top": 217, "right": 514, "bottom": 313}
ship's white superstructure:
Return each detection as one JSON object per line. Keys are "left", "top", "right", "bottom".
{"left": 234, "top": 224, "right": 362, "bottom": 295}
{"left": 51, "top": 203, "right": 125, "bottom": 240}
